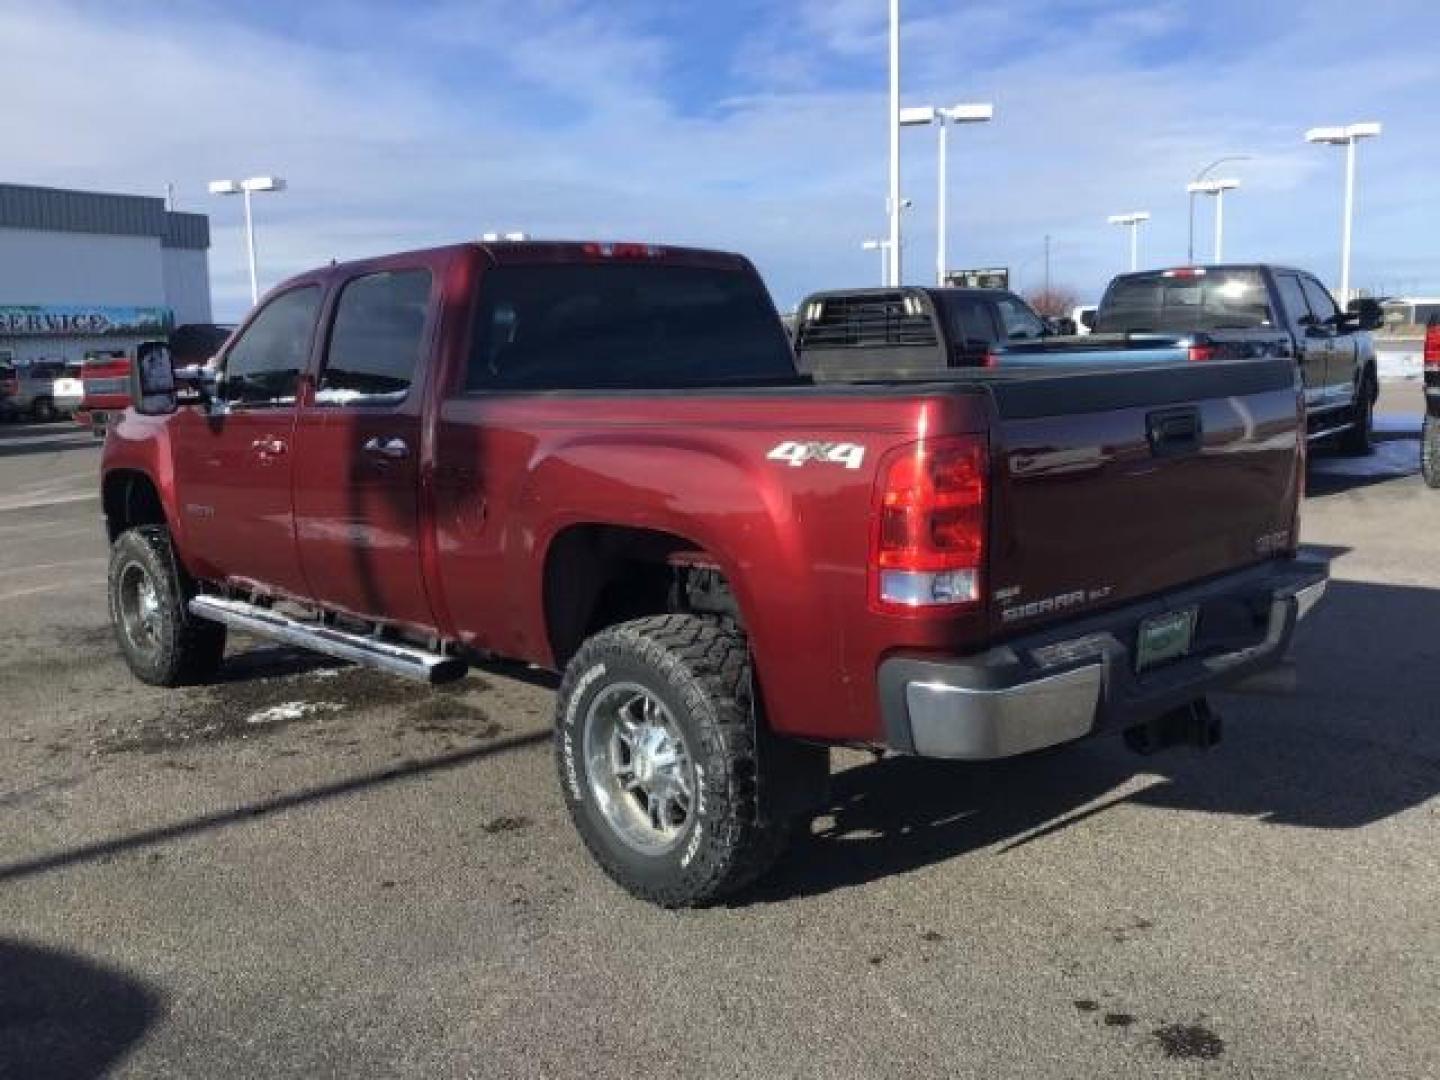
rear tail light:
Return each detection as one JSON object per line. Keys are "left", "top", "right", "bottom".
{"left": 871, "top": 436, "right": 987, "bottom": 611}
{"left": 1163, "top": 267, "right": 1207, "bottom": 279}
{"left": 1188, "top": 343, "right": 1218, "bottom": 362}
{"left": 982, "top": 350, "right": 998, "bottom": 368}
{"left": 1424, "top": 318, "right": 1439, "bottom": 371}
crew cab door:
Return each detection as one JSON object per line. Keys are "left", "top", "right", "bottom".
{"left": 1272, "top": 271, "right": 1329, "bottom": 411}
{"left": 290, "top": 266, "right": 437, "bottom": 633}
{"left": 1299, "top": 274, "right": 1356, "bottom": 409}
{"left": 171, "top": 285, "right": 320, "bottom": 596}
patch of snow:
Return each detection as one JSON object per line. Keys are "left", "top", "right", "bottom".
{"left": 1377, "top": 342, "right": 1423, "bottom": 380}
{"left": 244, "top": 701, "right": 343, "bottom": 726}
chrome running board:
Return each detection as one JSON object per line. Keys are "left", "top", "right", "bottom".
{"left": 189, "top": 595, "right": 467, "bottom": 684}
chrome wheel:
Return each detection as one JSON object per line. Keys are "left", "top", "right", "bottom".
{"left": 583, "top": 682, "right": 696, "bottom": 855}
{"left": 118, "top": 562, "right": 162, "bottom": 656}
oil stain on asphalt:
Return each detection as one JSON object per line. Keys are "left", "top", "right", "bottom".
{"left": 1153, "top": 1022, "right": 1225, "bottom": 1059}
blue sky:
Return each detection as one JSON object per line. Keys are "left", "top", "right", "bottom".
{"left": 3, "top": 0, "right": 1436, "bottom": 317}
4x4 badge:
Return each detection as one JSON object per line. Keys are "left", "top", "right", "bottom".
{"left": 766, "top": 441, "right": 866, "bottom": 470}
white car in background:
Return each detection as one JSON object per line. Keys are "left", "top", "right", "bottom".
{"left": 52, "top": 362, "right": 84, "bottom": 416}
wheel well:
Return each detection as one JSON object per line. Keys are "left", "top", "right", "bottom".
{"left": 542, "top": 525, "right": 740, "bottom": 667}
{"left": 103, "top": 471, "right": 167, "bottom": 542}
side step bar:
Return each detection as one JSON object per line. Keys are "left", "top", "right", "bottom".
{"left": 189, "top": 595, "right": 467, "bottom": 685}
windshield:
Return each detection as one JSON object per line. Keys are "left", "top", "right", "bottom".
{"left": 1096, "top": 270, "right": 1274, "bottom": 333}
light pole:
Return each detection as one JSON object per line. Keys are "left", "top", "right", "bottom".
{"left": 1107, "top": 211, "right": 1151, "bottom": 272}
{"left": 1306, "top": 122, "right": 1382, "bottom": 304}
{"left": 897, "top": 103, "right": 995, "bottom": 286}
{"left": 861, "top": 239, "right": 892, "bottom": 286}
{"left": 887, "top": 0, "right": 901, "bottom": 286}
{"left": 208, "top": 176, "right": 287, "bottom": 305}
{"left": 1185, "top": 178, "right": 1239, "bottom": 263}
{"left": 1187, "top": 156, "right": 1249, "bottom": 264}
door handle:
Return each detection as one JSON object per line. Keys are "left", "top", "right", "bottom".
{"left": 250, "top": 437, "right": 287, "bottom": 456}
{"left": 362, "top": 436, "right": 410, "bottom": 460}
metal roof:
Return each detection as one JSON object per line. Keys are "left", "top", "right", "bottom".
{"left": 0, "top": 182, "right": 209, "bottom": 250}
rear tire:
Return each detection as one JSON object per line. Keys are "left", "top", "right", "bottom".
{"left": 108, "top": 525, "right": 226, "bottom": 686}
{"left": 31, "top": 397, "right": 56, "bottom": 424}
{"left": 1423, "top": 415, "right": 1440, "bottom": 490}
{"left": 1339, "top": 371, "right": 1375, "bottom": 456}
{"left": 554, "top": 615, "right": 794, "bottom": 908}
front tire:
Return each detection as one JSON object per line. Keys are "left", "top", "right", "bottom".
{"left": 555, "top": 615, "right": 792, "bottom": 908}
{"left": 1423, "top": 415, "right": 1440, "bottom": 489}
{"left": 108, "top": 526, "right": 226, "bottom": 686}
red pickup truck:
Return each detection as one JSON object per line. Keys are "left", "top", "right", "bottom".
{"left": 101, "top": 240, "right": 1326, "bottom": 906}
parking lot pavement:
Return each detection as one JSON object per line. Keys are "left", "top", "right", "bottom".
{"left": 1, "top": 416, "right": 1437, "bottom": 1080}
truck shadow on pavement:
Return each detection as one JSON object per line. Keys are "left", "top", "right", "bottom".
{"left": 741, "top": 574, "right": 1440, "bottom": 905}
{"left": 0, "top": 938, "right": 162, "bottom": 1080}
{"left": 0, "top": 731, "right": 551, "bottom": 887}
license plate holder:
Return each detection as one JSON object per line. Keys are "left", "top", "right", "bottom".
{"left": 1135, "top": 607, "right": 1197, "bottom": 672}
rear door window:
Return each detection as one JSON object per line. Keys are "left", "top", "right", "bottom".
{"left": 316, "top": 269, "right": 432, "bottom": 406}
{"left": 466, "top": 263, "right": 794, "bottom": 390}
{"left": 221, "top": 285, "right": 322, "bottom": 407}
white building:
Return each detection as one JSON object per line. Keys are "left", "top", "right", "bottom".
{"left": 0, "top": 182, "right": 212, "bottom": 368}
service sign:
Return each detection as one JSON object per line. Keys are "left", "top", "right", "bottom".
{"left": 0, "top": 305, "right": 173, "bottom": 337}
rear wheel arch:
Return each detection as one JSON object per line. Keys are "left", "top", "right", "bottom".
{"left": 540, "top": 523, "right": 750, "bottom": 670}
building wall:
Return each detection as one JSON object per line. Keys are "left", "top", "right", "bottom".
{"left": 0, "top": 229, "right": 167, "bottom": 306}
{"left": 162, "top": 247, "right": 213, "bottom": 324}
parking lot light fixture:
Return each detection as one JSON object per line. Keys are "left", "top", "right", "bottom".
{"left": 209, "top": 175, "right": 288, "bottom": 305}
{"left": 1107, "top": 211, "right": 1151, "bottom": 272}
{"left": 899, "top": 103, "right": 995, "bottom": 285}
{"left": 1306, "top": 122, "right": 1382, "bottom": 304}
{"left": 1185, "top": 178, "right": 1239, "bottom": 263}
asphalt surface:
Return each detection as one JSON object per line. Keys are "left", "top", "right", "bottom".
{"left": 2, "top": 385, "right": 1436, "bottom": 1079}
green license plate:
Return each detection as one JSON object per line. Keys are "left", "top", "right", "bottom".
{"left": 1135, "top": 607, "right": 1197, "bottom": 672}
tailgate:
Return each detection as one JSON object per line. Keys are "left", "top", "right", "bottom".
{"left": 985, "top": 358, "right": 1301, "bottom": 635}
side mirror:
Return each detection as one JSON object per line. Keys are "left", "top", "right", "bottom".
{"left": 130, "top": 341, "right": 177, "bottom": 415}
{"left": 1346, "top": 297, "right": 1384, "bottom": 332}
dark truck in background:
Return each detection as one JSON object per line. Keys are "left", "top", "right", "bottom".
{"left": 1094, "top": 266, "right": 1382, "bottom": 453}
{"left": 102, "top": 239, "right": 1324, "bottom": 906}
{"left": 797, "top": 266, "right": 1383, "bottom": 454}
{"left": 1422, "top": 316, "right": 1438, "bottom": 489}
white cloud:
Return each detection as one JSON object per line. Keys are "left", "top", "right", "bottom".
{"left": 0, "top": 0, "right": 1434, "bottom": 318}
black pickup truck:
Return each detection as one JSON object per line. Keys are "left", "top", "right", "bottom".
{"left": 1423, "top": 316, "right": 1438, "bottom": 488}
{"left": 792, "top": 287, "right": 1086, "bottom": 378}
{"left": 1094, "top": 266, "right": 1383, "bottom": 453}
{"left": 796, "top": 267, "right": 1383, "bottom": 454}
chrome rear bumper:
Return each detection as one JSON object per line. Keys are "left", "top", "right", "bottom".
{"left": 879, "top": 561, "right": 1328, "bottom": 760}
